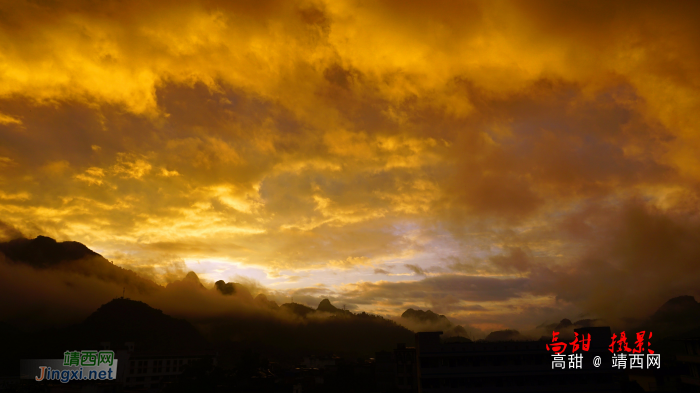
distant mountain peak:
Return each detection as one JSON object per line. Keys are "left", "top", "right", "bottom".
{"left": 661, "top": 295, "right": 697, "bottom": 307}
{"left": 181, "top": 271, "right": 206, "bottom": 289}
{"left": 0, "top": 235, "right": 161, "bottom": 295}
{"left": 86, "top": 298, "right": 164, "bottom": 323}
{"left": 401, "top": 308, "right": 450, "bottom": 324}
{"left": 80, "top": 298, "right": 209, "bottom": 351}
{"left": 255, "top": 293, "right": 280, "bottom": 310}
{"left": 650, "top": 295, "right": 700, "bottom": 322}
{"left": 215, "top": 280, "right": 236, "bottom": 295}
{"left": 0, "top": 235, "right": 97, "bottom": 268}
{"left": 281, "top": 302, "right": 315, "bottom": 318}
{"left": 318, "top": 299, "right": 339, "bottom": 313}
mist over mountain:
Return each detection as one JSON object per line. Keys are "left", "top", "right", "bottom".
{"left": 402, "top": 308, "right": 451, "bottom": 324}
{"left": 0, "top": 235, "right": 97, "bottom": 267}
{"left": 0, "top": 235, "right": 161, "bottom": 296}
{"left": 0, "top": 236, "right": 416, "bottom": 359}
{"left": 255, "top": 293, "right": 280, "bottom": 311}
{"left": 280, "top": 302, "right": 316, "bottom": 318}
{"left": 400, "top": 308, "right": 472, "bottom": 338}
{"left": 2, "top": 234, "right": 700, "bottom": 361}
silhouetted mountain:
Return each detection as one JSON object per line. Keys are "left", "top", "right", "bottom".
{"left": 255, "top": 294, "right": 280, "bottom": 310}
{"left": 650, "top": 295, "right": 700, "bottom": 323}
{"left": 80, "top": 298, "right": 210, "bottom": 350}
{"left": 281, "top": 302, "right": 315, "bottom": 318}
{"left": 182, "top": 271, "right": 206, "bottom": 289}
{"left": 0, "top": 235, "right": 162, "bottom": 295}
{"left": 537, "top": 318, "right": 604, "bottom": 333}
{"left": 640, "top": 295, "right": 700, "bottom": 338}
{"left": 318, "top": 298, "right": 339, "bottom": 312}
{"left": 401, "top": 308, "right": 450, "bottom": 324}
{"left": 0, "top": 235, "right": 96, "bottom": 267}
{"left": 316, "top": 298, "right": 352, "bottom": 316}
{"left": 215, "top": 280, "right": 235, "bottom": 294}
{"left": 535, "top": 295, "right": 700, "bottom": 341}
{"left": 214, "top": 279, "right": 253, "bottom": 298}
{"left": 12, "top": 298, "right": 210, "bottom": 366}
{"left": 399, "top": 308, "right": 468, "bottom": 337}
{"left": 571, "top": 318, "right": 599, "bottom": 328}
{"left": 206, "top": 307, "right": 415, "bottom": 358}
{"left": 556, "top": 318, "right": 572, "bottom": 330}
{"left": 451, "top": 325, "right": 469, "bottom": 337}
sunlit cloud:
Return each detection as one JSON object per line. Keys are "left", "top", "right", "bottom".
{"left": 1, "top": 0, "right": 700, "bottom": 329}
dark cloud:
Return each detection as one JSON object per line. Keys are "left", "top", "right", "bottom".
{"left": 529, "top": 201, "right": 700, "bottom": 322}
{"left": 404, "top": 264, "right": 426, "bottom": 276}
{"left": 0, "top": 220, "right": 23, "bottom": 242}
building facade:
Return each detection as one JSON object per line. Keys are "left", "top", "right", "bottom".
{"left": 415, "top": 328, "right": 624, "bottom": 393}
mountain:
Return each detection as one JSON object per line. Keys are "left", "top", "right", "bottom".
{"left": 0, "top": 235, "right": 162, "bottom": 294}
{"left": 649, "top": 295, "right": 700, "bottom": 324}
{"left": 0, "top": 235, "right": 97, "bottom": 267}
{"left": 281, "top": 302, "right": 316, "bottom": 318}
{"left": 317, "top": 299, "right": 352, "bottom": 316}
{"left": 535, "top": 295, "right": 700, "bottom": 341}
{"left": 318, "top": 298, "right": 339, "bottom": 313}
{"left": 641, "top": 295, "right": 700, "bottom": 338}
{"left": 537, "top": 318, "right": 603, "bottom": 333}
{"left": 400, "top": 308, "right": 470, "bottom": 338}
{"left": 255, "top": 294, "right": 280, "bottom": 310}
{"left": 214, "top": 279, "right": 253, "bottom": 298}
{"left": 206, "top": 303, "right": 416, "bottom": 358}
{"left": 8, "top": 298, "right": 211, "bottom": 373}
{"left": 401, "top": 308, "right": 451, "bottom": 324}
{"left": 80, "top": 298, "right": 210, "bottom": 350}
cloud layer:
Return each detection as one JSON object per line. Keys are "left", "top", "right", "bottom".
{"left": 2, "top": 0, "right": 700, "bottom": 330}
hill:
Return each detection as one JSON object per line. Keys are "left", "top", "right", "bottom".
{"left": 0, "top": 235, "right": 162, "bottom": 294}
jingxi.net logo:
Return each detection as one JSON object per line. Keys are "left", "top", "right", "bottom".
{"left": 21, "top": 350, "right": 118, "bottom": 383}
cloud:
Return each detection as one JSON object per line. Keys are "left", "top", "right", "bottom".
{"left": 405, "top": 264, "right": 426, "bottom": 276}
{"left": 0, "top": 220, "right": 24, "bottom": 242}
{"left": 0, "top": 112, "right": 22, "bottom": 126}
{"left": 1, "top": 0, "right": 700, "bottom": 331}
{"left": 529, "top": 201, "right": 700, "bottom": 323}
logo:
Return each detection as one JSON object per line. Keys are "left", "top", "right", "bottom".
{"left": 21, "top": 350, "right": 118, "bottom": 383}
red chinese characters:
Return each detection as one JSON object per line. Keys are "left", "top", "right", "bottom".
{"left": 616, "top": 331, "right": 632, "bottom": 353}
{"left": 570, "top": 332, "right": 591, "bottom": 352}
{"left": 546, "top": 331, "right": 567, "bottom": 354}
{"left": 610, "top": 331, "right": 653, "bottom": 353}
{"left": 547, "top": 331, "right": 592, "bottom": 354}
{"left": 633, "top": 331, "right": 645, "bottom": 353}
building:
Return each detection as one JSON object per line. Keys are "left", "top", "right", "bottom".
{"left": 678, "top": 337, "right": 700, "bottom": 391}
{"left": 395, "top": 343, "right": 418, "bottom": 392}
{"left": 415, "top": 328, "right": 625, "bottom": 393}
{"left": 105, "top": 341, "right": 217, "bottom": 390}
{"left": 376, "top": 350, "right": 398, "bottom": 391}
{"left": 301, "top": 355, "right": 338, "bottom": 370}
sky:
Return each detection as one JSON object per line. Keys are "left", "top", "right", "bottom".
{"left": 1, "top": 0, "right": 700, "bottom": 333}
